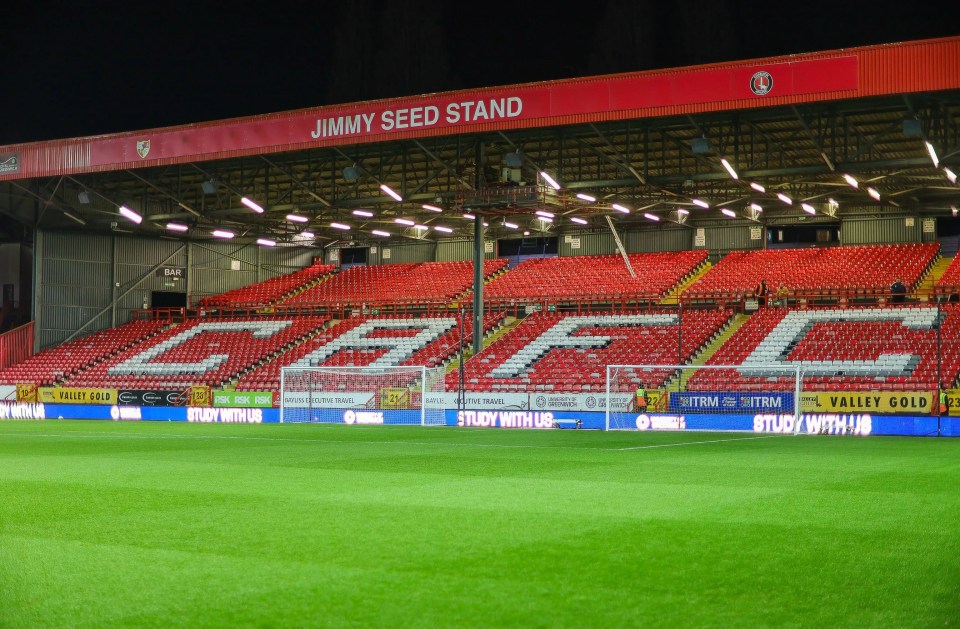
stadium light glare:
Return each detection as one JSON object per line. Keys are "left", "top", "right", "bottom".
{"left": 538, "top": 216, "right": 554, "bottom": 223}
{"left": 503, "top": 221, "right": 518, "bottom": 229}
{"left": 535, "top": 210, "right": 555, "bottom": 218}
{"left": 643, "top": 212, "right": 660, "bottom": 222}
{"left": 539, "top": 171, "right": 561, "bottom": 190}
{"left": 523, "top": 230, "right": 530, "bottom": 236}
{"left": 118, "top": 205, "right": 142, "bottom": 224}
{"left": 867, "top": 187, "right": 881, "bottom": 201}
{"left": 945, "top": 167, "right": 957, "bottom": 184}
{"left": 749, "top": 203, "right": 763, "bottom": 213}
{"left": 299, "top": 231, "right": 315, "bottom": 239}
{"left": 241, "top": 197, "right": 264, "bottom": 213}
{"left": 212, "top": 229, "right": 234, "bottom": 239}
{"left": 380, "top": 184, "right": 403, "bottom": 202}
{"left": 691, "top": 198, "right": 709, "bottom": 208}
{"left": 720, "top": 158, "right": 739, "bottom": 179}
{"left": 925, "top": 141, "right": 940, "bottom": 168}
{"left": 777, "top": 193, "right": 793, "bottom": 205}
{"left": 953, "top": 206, "right": 958, "bottom": 217}
{"left": 372, "top": 230, "right": 391, "bottom": 237}
{"left": 576, "top": 193, "right": 596, "bottom": 203}
{"left": 801, "top": 203, "right": 817, "bottom": 215}
{"left": 286, "top": 214, "right": 309, "bottom": 223}
{"left": 749, "top": 182, "right": 766, "bottom": 193}
{"left": 414, "top": 224, "right": 429, "bottom": 230}
{"left": 166, "top": 222, "right": 189, "bottom": 232}
{"left": 570, "top": 217, "right": 588, "bottom": 225}
{"left": 676, "top": 208, "right": 690, "bottom": 216}
{"left": 843, "top": 174, "right": 859, "bottom": 188}
{"left": 352, "top": 210, "right": 374, "bottom": 218}
{"left": 256, "top": 238, "right": 276, "bottom": 247}
{"left": 394, "top": 218, "right": 415, "bottom": 226}
{"left": 463, "top": 213, "right": 476, "bottom": 220}
{"left": 422, "top": 204, "right": 443, "bottom": 213}
{"left": 433, "top": 225, "right": 453, "bottom": 233}
{"left": 720, "top": 208, "right": 737, "bottom": 218}
{"left": 330, "top": 222, "right": 351, "bottom": 230}
{"left": 611, "top": 203, "right": 630, "bottom": 214}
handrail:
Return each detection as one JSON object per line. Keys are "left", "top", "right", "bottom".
{"left": 0, "top": 321, "right": 34, "bottom": 370}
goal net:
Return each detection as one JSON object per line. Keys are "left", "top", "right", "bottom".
{"left": 605, "top": 363, "right": 802, "bottom": 432}
{"left": 280, "top": 365, "right": 446, "bottom": 425}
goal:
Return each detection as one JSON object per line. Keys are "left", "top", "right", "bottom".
{"left": 280, "top": 365, "right": 446, "bottom": 425}
{"left": 604, "top": 363, "right": 802, "bottom": 432}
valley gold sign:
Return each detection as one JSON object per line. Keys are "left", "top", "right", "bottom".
{"left": 800, "top": 392, "right": 932, "bottom": 414}
{"left": 38, "top": 387, "right": 118, "bottom": 404}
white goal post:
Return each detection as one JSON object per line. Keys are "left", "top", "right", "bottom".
{"left": 280, "top": 365, "right": 446, "bottom": 426}
{"left": 605, "top": 363, "right": 803, "bottom": 432}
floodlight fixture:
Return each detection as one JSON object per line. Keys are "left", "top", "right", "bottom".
{"left": 118, "top": 205, "right": 142, "bottom": 224}
{"left": 241, "top": 197, "right": 264, "bottom": 213}
{"left": 539, "top": 171, "right": 561, "bottom": 190}
{"left": 720, "top": 158, "right": 739, "bottom": 179}
{"left": 380, "top": 184, "right": 403, "bottom": 201}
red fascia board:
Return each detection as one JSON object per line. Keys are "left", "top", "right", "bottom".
{"left": 0, "top": 35, "right": 958, "bottom": 181}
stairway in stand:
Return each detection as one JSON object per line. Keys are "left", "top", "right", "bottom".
{"left": 661, "top": 261, "right": 713, "bottom": 305}
{"left": 661, "top": 312, "right": 751, "bottom": 392}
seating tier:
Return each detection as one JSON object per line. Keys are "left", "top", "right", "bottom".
{"left": 688, "top": 305, "right": 960, "bottom": 391}
{"left": 64, "top": 317, "right": 329, "bottom": 391}
{"left": 686, "top": 243, "right": 939, "bottom": 298}
{"left": 448, "top": 309, "right": 732, "bottom": 393}
{"left": 199, "top": 263, "right": 336, "bottom": 308}
{"left": 235, "top": 313, "right": 504, "bottom": 392}
{"left": 484, "top": 251, "right": 708, "bottom": 302}
{"left": 283, "top": 260, "right": 507, "bottom": 306}
{"left": 0, "top": 320, "right": 167, "bottom": 387}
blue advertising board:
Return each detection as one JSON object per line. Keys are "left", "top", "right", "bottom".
{"left": 670, "top": 391, "right": 794, "bottom": 413}
{"left": 1, "top": 401, "right": 957, "bottom": 436}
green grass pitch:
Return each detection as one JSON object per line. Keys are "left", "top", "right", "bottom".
{"left": 1, "top": 420, "right": 958, "bottom": 627}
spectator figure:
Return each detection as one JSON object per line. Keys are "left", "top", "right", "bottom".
{"left": 754, "top": 279, "right": 769, "bottom": 307}
{"left": 775, "top": 284, "right": 789, "bottom": 308}
{"left": 890, "top": 278, "right": 907, "bottom": 304}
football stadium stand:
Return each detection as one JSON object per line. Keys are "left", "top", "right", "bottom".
{"left": 448, "top": 309, "right": 732, "bottom": 393}
{"left": 687, "top": 305, "right": 960, "bottom": 392}
{"left": 0, "top": 320, "right": 167, "bottom": 387}
{"left": 484, "top": 251, "right": 708, "bottom": 303}
{"left": 198, "top": 263, "right": 336, "bottom": 308}
{"left": 685, "top": 244, "right": 939, "bottom": 300}
{"left": 283, "top": 260, "right": 507, "bottom": 307}
{"left": 64, "top": 316, "right": 330, "bottom": 391}
{"left": 935, "top": 256, "right": 960, "bottom": 297}
{"left": 235, "top": 313, "right": 504, "bottom": 391}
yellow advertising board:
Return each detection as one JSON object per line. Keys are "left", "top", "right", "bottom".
{"left": 945, "top": 390, "right": 960, "bottom": 416}
{"left": 800, "top": 391, "right": 932, "bottom": 414}
{"left": 189, "top": 385, "right": 212, "bottom": 407}
{"left": 16, "top": 383, "right": 37, "bottom": 403}
{"left": 380, "top": 387, "right": 410, "bottom": 409}
{"left": 38, "top": 387, "right": 118, "bottom": 404}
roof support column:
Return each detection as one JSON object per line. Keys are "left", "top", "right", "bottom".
{"left": 472, "top": 142, "right": 485, "bottom": 354}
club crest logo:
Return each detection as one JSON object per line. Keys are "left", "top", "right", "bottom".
{"left": 749, "top": 71, "right": 773, "bottom": 96}
{"left": 0, "top": 152, "right": 20, "bottom": 174}
{"left": 136, "top": 140, "right": 151, "bottom": 159}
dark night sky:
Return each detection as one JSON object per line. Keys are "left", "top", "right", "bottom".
{"left": 2, "top": 0, "right": 957, "bottom": 144}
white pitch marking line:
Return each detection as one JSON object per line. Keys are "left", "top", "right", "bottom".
{"left": 0, "top": 429, "right": 783, "bottom": 452}
{"left": 615, "top": 434, "right": 780, "bottom": 451}
{"left": 0, "top": 430, "right": 579, "bottom": 451}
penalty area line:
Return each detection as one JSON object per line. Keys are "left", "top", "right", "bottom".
{"left": 615, "top": 434, "right": 781, "bottom": 451}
